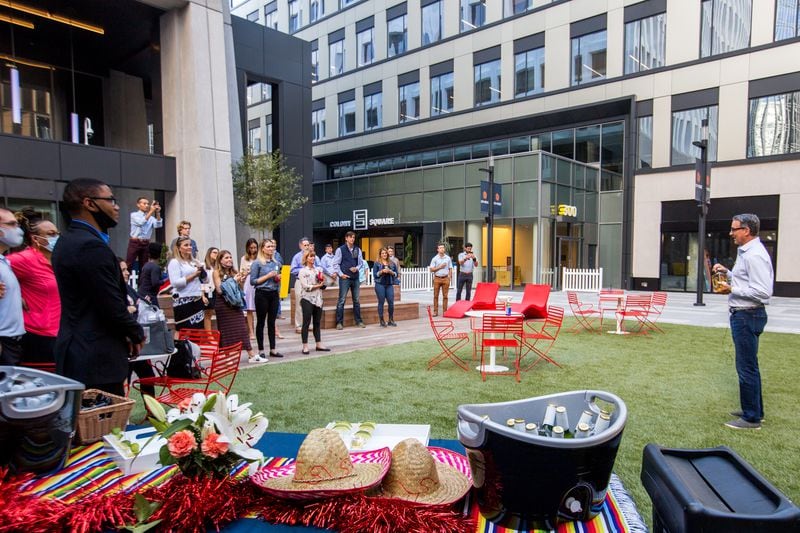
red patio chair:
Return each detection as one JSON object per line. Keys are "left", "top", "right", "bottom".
{"left": 509, "top": 283, "right": 550, "bottom": 319}
{"left": 615, "top": 294, "right": 652, "bottom": 334}
{"left": 598, "top": 289, "right": 626, "bottom": 329}
{"left": 135, "top": 342, "right": 243, "bottom": 407}
{"left": 18, "top": 362, "right": 57, "bottom": 373}
{"left": 179, "top": 329, "right": 221, "bottom": 370}
{"left": 517, "top": 306, "right": 564, "bottom": 370}
{"left": 443, "top": 282, "right": 499, "bottom": 318}
{"left": 427, "top": 306, "right": 471, "bottom": 371}
{"left": 479, "top": 314, "right": 524, "bottom": 382}
{"left": 567, "top": 291, "right": 601, "bottom": 332}
{"left": 642, "top": 291, "right": 668, "bottom": 333}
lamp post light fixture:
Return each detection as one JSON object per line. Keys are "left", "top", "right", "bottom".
{"left": 479, "top": 155, "right": 495, "bottom": 284}
{"left": 692, "top": 118, "right": 709, "bottom": 307}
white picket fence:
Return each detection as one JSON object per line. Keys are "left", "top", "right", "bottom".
{"left": 397, "top": 267, "right": 454, "bottom": 290}
{"left": 562, "top": 267, "right": 603, "bottom": 292}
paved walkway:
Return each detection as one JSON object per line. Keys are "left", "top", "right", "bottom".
{"left": 242, "top": 289, "right": 798, "bottom": 367}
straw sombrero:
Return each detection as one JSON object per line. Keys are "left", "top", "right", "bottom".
{"left": 251, "top": 428, "right": 391, "bottom": 500}
{"left": 379, "top": 438, "right": 472, "bottom": 505}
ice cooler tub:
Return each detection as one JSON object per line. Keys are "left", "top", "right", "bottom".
{"left": 457, "top": 390, "right": 627, "bottom": 529}
{"left": 0, "top": 366, "right": 84, "bottom": 475}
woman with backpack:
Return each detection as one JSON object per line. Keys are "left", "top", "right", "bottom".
{"left": 213, "top": 250, "right": 262, "bottom": 363}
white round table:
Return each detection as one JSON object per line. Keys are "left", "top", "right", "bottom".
{"left": 464, "top": 309, "right": 524, "bottom": 373}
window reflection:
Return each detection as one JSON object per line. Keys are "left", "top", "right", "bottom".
{"left": 515, "top": 47, "right": 545, "bottom": 97}
{"left": 748, "top": 92, "right": 800, "bottom": 157}
{"left": 700, "top": 0, "right": 751, "bottom": 57}
{"left": 571, "top": 31, "right": 606, "bottom": 86}
{"left": 624, "top": 13, "right": 666, "bottom": 74}
{"left": 398, "top": 82, "right": 420, "bottom": 122}
{"left": 474, "top": 60, "right": 501, "bottom": 106}
{"left": 671, "top": 106, "right": 719, "bottom": 165}
{"left": 430, "top": 72, "right": 454, "bottom": 115}
{"left": 422, "top": 1, "right": 442, "bottom": 45}
{"left": 775, "top": 0, "right": 800, "bottom": 40}
{"left": 338, "top": 99, "right": 356, "bottom": 135}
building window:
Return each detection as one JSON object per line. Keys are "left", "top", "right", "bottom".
{"left": 700, "top": 0, "right": 751, "bottom": 57}
{"left": 474, "top": 59, "right": 501, "bottom": 107}
{"left": 398, "top": 82, "right": 420, "bottom": 122}
{"left": 571, "top": 30, "right": 606, "bottom": 86}
{"left": 246, "top": 10, "right": 259, "bottom": 22}
{"left": 364, "top": 92, "right": 382, "bottom": 130}
{"left": 460, "top": 0, "right": 486, "bottom": 32}
{"left": 357, "top": 27, "right": 375, "bottom": 67}
{"left": 624, "top": 13, "right": 666, "bottom": 74}
{"left": 422, "top": 1, "right": 443, "bottom": 45}
{"left": 387, "top": 15, "right": 407, "bottom": 57}
{"left": 310, "top": 0, "right": 322, "bottom": 23}
{"left": 311, "top": 49, "right": 319, "bottom": 83}
{"left": 264, "top": 7, "right": 278, "bottom": 29}
{"left": 330, "top": 39, "right": 345, "bottom": 76}
{"left": 312, "top": 108, "right": 326, "bottom": 142}
{"left": 338, "top": 99, "right": 356, "bottom": 136}
{"left": 504, "top": 0, "right": 534, "bottom": 17}
{"left": 248, "top": 123, "right": 262, "bottom": 153}
{"left": 775, "top": 0, "right": 800, "bottom": 40}
{"left": 514, "top": 47, "right": 544, "bottom": 97}
{"left": 671, "top": 106, "right": 719, "bottom": 165}
{"left": 265, "top": 121, "right": 273, "bottom": 153}
{"left": 340, "top": 0, "right": 358, "bottom": 7}
{"left": 637, "top": 115, "right": 653, "bottom": 168}
{"left": 748, "top": 91, "right": 800, "bottom": 157}
{"left": 430, "top": 72, "right": 454, "bottom": 115}
{"left": 246, "top": 82, "right": 271, "bottom": 106}
{"left": 288, "top": 0, "right": 302, "bottom": 32}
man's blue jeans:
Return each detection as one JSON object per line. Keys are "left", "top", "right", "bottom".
{"left": 730, "top": 307, "right": 768, "bottom": 423}
{"left": 336, "top": 276, "right": 362, "bottom": 325}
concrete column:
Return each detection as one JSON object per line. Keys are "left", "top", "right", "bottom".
{"left": 160, "top": 0, "right": 238, "bottom": 256}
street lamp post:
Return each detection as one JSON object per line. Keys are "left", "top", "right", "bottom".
{"left": 692, "top": 119, "right": 709, "bottom": 307}
{"left": 479, "top": 156, "right": 495, "bottom": 283}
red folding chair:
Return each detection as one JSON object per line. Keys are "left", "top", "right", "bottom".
{"left": 598, "top": 289, "right": 625, "bottom": 329}
{"left": 518, "top": 306, "right": 564, "bottom": 370}
{"left": 479, "top": 314, "right": 524, "bottom": 382}
{"left": 642, "top": 292, "right": 668, "bottom": 333}
{"left": 135, "top": 342, "right": 243, "bottom": 407}
{"left": 427, "top": 306, "right": 470, "bottom": 371}
{"left": 615, "top": 294, "right": 652, "bottom": 334}
{"left": 179, "top": 329, "right": 221, "bottom": 370}
{"left": 567, "top": 291, "right": 601, "bottom": 332}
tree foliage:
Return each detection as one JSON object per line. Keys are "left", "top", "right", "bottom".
{"left": 231, "top": 148, "right": 308, "bottom": 239}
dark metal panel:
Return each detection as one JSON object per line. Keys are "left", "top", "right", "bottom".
{"left": 312, "top": 98, "right": 326, "bottom": 111}
{"left": 0, "top": 134, "right": 61, "bottom": 180}
{"left": 356, "top": 16, "right": 375, "bottom": 33}
{"left": 429, "top": 59, "right": 454, "bottom": 77}
{"left": 60, "top": 143, "right": 121, "bottom": 185}
{"left": 637, "top": 99, "right": 653, "bottom": 116}
{"left": 338, "top": 89, "right": 356, "bottom": 103}
{"left": 570, "top": 14, "right": 607, "bottom": 38}
{"left": 328, "top": 28, "right": 346, "bottom": 43}
{"left": 420, "top": 0, "right": 440, "bottom": 7}
{"left": 363, "top": 80, "right": 383, "bottom": 96}
{"left": 671, "top": 88, "right": 719, "bottom": 111}
{"left": 473, "top": 45, "right": 502, "bottom": 65}
{"left": 624, "top": 0, "right": 667, "bottom": 23}
{"left": 749, "top": 72, "right": 800, "bottom": 98}
{"left": 311, "top": 39, "right": 318, "bottom": 51}
{"left": 513, "top": 32, "right": 545, "bottom": 54}
{"left": 4, "top": 177, "right": 58, "bottom": 201}
{"left": 397, "top": 69, "right": 419, "bottom": 86}
{"left": 120, "top": 152, "right": 177, "bottom": 191}
{"left": 386, "top": 2, "right": 407, "bottom": 20}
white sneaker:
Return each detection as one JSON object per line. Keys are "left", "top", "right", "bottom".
{"left": 249, "top": 354, "right": 268, "bottom": 363}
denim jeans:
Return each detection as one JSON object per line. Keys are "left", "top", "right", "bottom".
{"left": 730, "top": 307, "right": 768, "bottom": 423}
{"left": 374, "top": 283, "right": 394, "bottom": 321}
{"left": 336, "top": 276, "right": 361, "bottom": 325}
{"left": 456, "top": 273, "right": 473, "bottom": 301}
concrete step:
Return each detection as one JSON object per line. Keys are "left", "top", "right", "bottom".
{"left": 319, "top": 302, "right": 420, "bottom": 329}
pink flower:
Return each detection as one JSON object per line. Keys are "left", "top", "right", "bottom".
{"left": 168, "top": 430, "right": 198, "bottom": 458}
{"left": 201, "top": 432, "right": 229, "bottom": 459}
{"left": 177, "top": 397, "right": 193, "bottom": 412}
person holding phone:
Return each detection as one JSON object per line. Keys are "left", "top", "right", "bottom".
{"left": 456, "top": 242, "right": 478, "bottom": 301}
{"left": 372, "top": 247, "right": 398, "bottom": 327}
{"left": 126, "top": 197, "right": 162, "bottom": 273}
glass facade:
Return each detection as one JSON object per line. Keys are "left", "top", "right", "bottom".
{"left": 422, "top": 1, "right": 443, "bottom": 45}
{"left": 776, "top": 0, "right": 800, "bottom": 40}
{"left": 671, "top": 106, "right": 719, "bottom": 165}
{"left": 700, "top": 0, "right": 751, "bottom": 57}
{"left": 430, "top": 72, "right": 454, "bottom": 115}
{"left": 571, "top": 31, "right": 607, "bottom": 86}
{"left": 312, "top": 108, "right": 325, "bottom": 141}
{"left": 387, "top": 15, "right": 407, "bottom": 57}
{"left": 329, "top": 39, "right": 345, "bottom": 76}
{"left": 748, "top": 91, "right": 800, "bottom": 157}
{"left": 461, "top": 0, "right": 487, "bottom": 32}
{"left": 311, "top": 48, "right": 319, "bottom": 83}
{"left": 637, "top": 115, "right": 653, "bottom": 168}
{"left": 364, "top": 92, "right": 382, "bottom": 130}
{"left": 624, "top": 13, "right": 666, "bottom": 74}
{"left": 338, "top": 99, "right": 355, "bottom": 135}
{"left": 357, "top": 27, "right": 375, "bottom": 67}
{"left": 514, "top": 47, "right": 545, "bottom": 97}
{"left": 474, "top": 60, "right": 502, "bottom": 106}
{"left": 398, "top": 82, "right": 420, "bottom": 122}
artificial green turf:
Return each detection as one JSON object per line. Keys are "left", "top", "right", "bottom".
{"left": 130, "top": 319, "right": 800, "bottom": 527}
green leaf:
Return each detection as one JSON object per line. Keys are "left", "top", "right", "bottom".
{"left": 133, "top": 494, "right": 162, "bottom": 522}
{"left": 148, "top": 417, "right": 169, "bottom": 433}
{"left": 201, "top": 394, "right": 218, "bottom": 415}
{"left": 159, "top": 445, "right": 175, "bottom": 466}
{"left": 160, "top": 418, "right": 194, "bottom": 439}
{"left": 129, "top": 519, "right": 163, "bottom": 533}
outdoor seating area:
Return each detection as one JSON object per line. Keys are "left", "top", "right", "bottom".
{"left": 567, "top": 290, "right": 669, "bottom": 335}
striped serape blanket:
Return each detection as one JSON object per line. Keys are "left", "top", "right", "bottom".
{"left": 23, "top": 442, "right": 647, "bottom": 533}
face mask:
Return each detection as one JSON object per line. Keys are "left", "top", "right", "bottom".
{"left": 36, "top": 235, "right": 59, "bottom": 252}
{"left": 0, "top": 226, "right": 24, "bottom": 248}
{"left": 89, "top": 201, "right": 118, "bottom": 231}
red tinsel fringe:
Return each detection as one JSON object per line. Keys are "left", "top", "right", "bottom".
{"left": 0, "top": 468, "right": 475, "bottom": 533}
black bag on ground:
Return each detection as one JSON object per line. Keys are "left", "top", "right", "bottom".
{"left": 166, "top": 340, "right": 201, "bottom": 379}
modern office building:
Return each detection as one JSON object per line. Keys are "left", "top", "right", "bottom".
{"left": 233, "top": 0, "right": 800, "bottom": 296}
{"left": 1, "top": 0, "right": 312, "bottom": 262}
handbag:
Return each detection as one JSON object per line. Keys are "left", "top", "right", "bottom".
{"left": 138, "top": 301, "right": 175, "bottom": 356}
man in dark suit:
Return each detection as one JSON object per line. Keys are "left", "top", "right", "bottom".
{"left": 53, "top": 178, "right": 144, "bottom": 396}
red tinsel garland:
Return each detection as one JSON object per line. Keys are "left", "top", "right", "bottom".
{"left": 0, "top": 468, "right": 475, "bottom": 533}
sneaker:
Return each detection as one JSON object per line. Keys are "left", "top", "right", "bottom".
{"left": 357, "top": 321, "right": 366, "bottom": 328}
{"left": 336, "top": 323, "right": 343, "bottom": 330}
{"left": 730, "top": 410, "right": 765, "bottom": 422}
{"left": 380, "top": 320, "right": 387, "bottom": 327}
{"left": 724, "top": 418, "right": 761, "bottom": 430}
{"left": 249, "top": 354, "right": 268, "bottom": 363}
{"left": 388, "top": 321, "right": 397, "bottom": 327}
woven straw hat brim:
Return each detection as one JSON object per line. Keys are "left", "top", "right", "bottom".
{"left": 381, "top": 449, "right": 472, "bottom": 505}
{"left": 259, "top": 461, "right": 386, "bottom": 492}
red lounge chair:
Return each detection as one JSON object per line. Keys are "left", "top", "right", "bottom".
{"left": 427, "top": 306, "right": 470, "bottom": 371}
{"left": 442, "top": 282, "right": 499, "bottom": 318}
{"left": 509, "top": 283, "right": 550, "bottom": 319}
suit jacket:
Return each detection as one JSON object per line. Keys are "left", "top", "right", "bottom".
{"left": 53, "top": 221, "right": 144, "bottom": 386}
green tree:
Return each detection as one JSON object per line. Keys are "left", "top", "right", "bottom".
{"left": 402, "top": 234, "right": 416, "bottom": 268}
{"left": 231, "top": 148, "right": 308, "bottom": 239}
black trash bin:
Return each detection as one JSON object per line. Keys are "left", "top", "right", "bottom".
{"left": 0, "top": 366, "right": 84, "bottom": 475}
{"left": 457, "top": 390, "right": 627, "bottom": 529}
{"left": 641, "top": 444, "right": 800, "bottom": 532}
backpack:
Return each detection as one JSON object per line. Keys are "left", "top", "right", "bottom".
{"left": 220, "top": 276, "right": 245, "bottom": 309}
{"left": 166, "top": 339, "right": 202, "bottom": 379}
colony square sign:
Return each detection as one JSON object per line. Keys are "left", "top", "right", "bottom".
{"left": 328, "top": 209, "right": 395, "bottom": 229}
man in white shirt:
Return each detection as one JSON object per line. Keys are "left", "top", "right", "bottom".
{"left": 319, "top": 243, "right": 337, "bottom": 287}
{"left": 126, "top": 197, "right": 162, "bottom": 272}
{"left": 0, "top": 207, "right": 25, "bottom": 364}
{"left": 429, "top": 244, "right": 453, "bottom": 316}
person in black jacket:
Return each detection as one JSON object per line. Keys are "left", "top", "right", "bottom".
{"left": 53, "top": 178, "right": 144, "bottom": 396}
{"left": 137, "top": 241, "right": 164, "bottom": 307}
